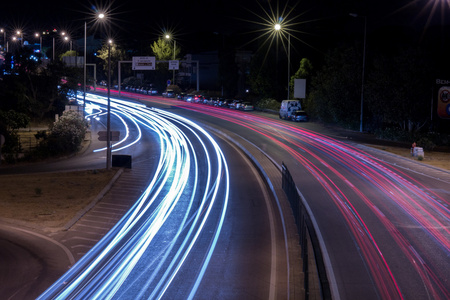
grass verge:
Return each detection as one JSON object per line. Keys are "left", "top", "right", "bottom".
{"left": 0, "top": 169, "right": 118, "bottom": 229}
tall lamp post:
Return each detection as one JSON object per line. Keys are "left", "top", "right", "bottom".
{"left": 98, "top": 12, "right": 112, "bottom": 170}
{"left": 35, "top": 33, "right": 42, "bottom": 53}
{"left": 274, "top": 23, "right": 291, "bottom": 100}
{"left": 83, "top": 21, "right": 87, "bottom": 117}
{"left": 0, "top": 29, "right": 7, "bottom": 52}
{"left": 350, "top": 13, "right": 367, "bottom": 133}
{"left": 165, "top": 34, "right": 176, "bottom": 85}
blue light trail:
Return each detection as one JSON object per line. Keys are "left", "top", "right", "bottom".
{"left": 38, "top": 93, "right": 230, "bottom": 299}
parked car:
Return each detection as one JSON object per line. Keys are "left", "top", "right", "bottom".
{"left": 177, "top": 92, "right": 187, "bottom": 100}
{"left": 216, "top": 99, "right": 229, "bottom": 107}
{"left": 239, "top": 102, "right": 254, "bottom": 111}
{"left": 229, "top": 100, "right": 242, "bottom": 109}
{"left": 185, "top": 94, "right": 194, "bottom": 102}
{"left": 193, "top": 95, "right": 204, "bottom": 103}
{"left": 162, "top": 89, "right": 175, "bottom": 98}
{"left": 290, "top": 110, "right": 309, "bottom": 122}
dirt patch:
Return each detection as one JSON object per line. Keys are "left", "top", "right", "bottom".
{"left": 0, "top": 169, "right": 118, "bottom": 228}
{"left": 367, "top": 145, "right": 450, "bottom": 171}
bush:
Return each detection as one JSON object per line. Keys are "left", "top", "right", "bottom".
{"left": 46, "top": 110, "right": 89, "bottom": 155}
{"left": 256, "top": 98, "right": 280, "bottom": 110}
{"left": 416, "top": 137, "right": 436, "bottom": 151}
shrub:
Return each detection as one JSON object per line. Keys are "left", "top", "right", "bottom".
{"left": 256, "top": 98, "right": 280, "bottom": 110}
{"left": 46, "top": 110, "right": 89, "bottom": 155}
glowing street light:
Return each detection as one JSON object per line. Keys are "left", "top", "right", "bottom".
{"left": 1, "top": 28, "right": 7, "bottom": 52}
{"left": 98, "top": 11, "right": 112, "bottom": 170}
{"left": 35, "top": 32, "right": 42, "bottom": 53}
{"left": 274, "top": 22, "right": 291, "bottom": 100}
{"left": 165, "top": 33, "right": 177, "bottom": 85}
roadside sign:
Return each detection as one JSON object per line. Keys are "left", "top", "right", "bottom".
{"left": 98, "top": 130, "right": 120, "bottom": 141}
{"left": 438, "top": 86, "right": 450, "bottom": 119}
{"left": 169, "top": 60, "right": 179, "bottom": 70}
{"left": 132, "top": 56, "right": 156, "bottom": 70}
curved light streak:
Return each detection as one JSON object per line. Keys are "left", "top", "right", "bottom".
{"left": 38, "top": 94, "right": 230, "bottom": 299}
{"left": 178, "top": 102, "right": 450, "bottom": 299}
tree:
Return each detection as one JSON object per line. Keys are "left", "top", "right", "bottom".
{"left": 248, "top": 52, "right": 277, "bottom": 99}
{"left": 149, "top": 38, "right": 181, "bottom": 92}
{"left": 151, "top": 38, "right": 180, "bottom": 61}
{"left": 366, "top": 46, "right": 433, "bottom": 133}
{"left": 0, "top": 110, "right": 30, "bottom": 162}
{"left": 97, "top": 43, "right": 126, "bottom": 81}
{"left": 0, "top": 48, "right": 67, "bottom": 119}
{"left": 306, "top": 46, "right": 361, "bottom": 127}
{"left": 289, "top": 58, "right": 313, "bottom": 101}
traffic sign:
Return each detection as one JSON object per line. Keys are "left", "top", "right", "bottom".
{"left": 98, "top": 130, "right": 120, "bottom": 141}
{"left": 169, "top": 60, "right": 179, "bottom": 70}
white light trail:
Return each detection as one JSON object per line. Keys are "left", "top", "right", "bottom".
{"left": 38, "top": 94, "right": 230, "bottom": 299}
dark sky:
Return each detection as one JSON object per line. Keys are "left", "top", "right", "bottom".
{"left": 1, "top": 0, "right": 449, "bottom": 54}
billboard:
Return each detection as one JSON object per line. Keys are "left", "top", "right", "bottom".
{"left": 294, "top": 79, "right": 306, "bottom": 99}
{"left": 132, "top": 56, "right": 155, "bottom": 70}
{"left": 436, "top": 79, "right": 450, "bottom": 119}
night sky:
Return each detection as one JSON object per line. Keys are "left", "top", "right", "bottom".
{"left": 1, "top": 0, "right": 449, "bottom": 56}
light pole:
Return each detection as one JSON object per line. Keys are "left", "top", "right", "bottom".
{"left": 107, "top": 38, "right": 112, "bottom": 170}
{"left": 35, "top": 33, "right": 42, "bottom": 53}
{"left": 16, "top": 30, "right": 23, "bottom": 47}
{"left": 83, "top": 21, "right": 87, "bottom": 117}
{"left": 350, "top": 13, "right": 367, "bottom": 132}
{"left": 0, "top": 29, "right": 6, "bottom": 52}
{"left": 274, "top": 23, "right": 291, "bottom": 100}
{"left": 98, "top": 12, "right": 112, "bottom": 170}
{"left": 165, "top": 34, "right": 176, "bottom": 85}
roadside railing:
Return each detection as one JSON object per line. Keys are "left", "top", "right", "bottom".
{"left": 282, "top": 162, "right": 331, "bottom": 300}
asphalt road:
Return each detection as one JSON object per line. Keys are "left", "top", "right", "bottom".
{"left": 135, "top": 94, "right": 449, "bottom": 300}
{"left": 1, "top": 94, "right": 296, "bottom": 299}
{"left": 1, "top": 91, "right": 449, "bottom": 299}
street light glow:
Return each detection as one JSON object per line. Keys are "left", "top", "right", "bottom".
{"left": 274, "top": 23, "right": 281, "bottom": 31}
{"left": 98, "top": 13, "right": 105, "bottom": 19}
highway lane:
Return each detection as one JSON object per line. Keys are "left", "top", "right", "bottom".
{"left": 129, "top": 94, "right": 450, "bottom": 300}
{"left": 37, "top": 93, "right": 291, "bottom": 299}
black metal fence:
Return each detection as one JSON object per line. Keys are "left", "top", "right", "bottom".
{"left": 282, "top": 162, "right": 331, "bottom": 300}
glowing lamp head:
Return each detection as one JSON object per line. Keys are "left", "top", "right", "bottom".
{"left": 274, "top": 23, "right": 281, "bottom": 31}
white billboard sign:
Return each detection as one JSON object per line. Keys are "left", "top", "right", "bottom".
{"left": 169, "top": 60, "right": 179, "bottom": 70}
{"left": 132, "top": 56, "right": 155, "bottom": 70}
{"left": 294, "top": 79, "right": 306, "bottom": 99}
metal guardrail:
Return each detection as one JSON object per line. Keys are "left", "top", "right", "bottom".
{"left": 282, "top": 162, "right": 332, "bottom": 300}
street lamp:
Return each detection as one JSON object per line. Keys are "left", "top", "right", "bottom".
{"left": 274, "top": 23, "right": 291, "bottom": 100}
{"left": 0, "top": 29, "right": 7, "bottom": 52}
{"left": 63, "top": 35, "right": 72, "bottom": 51}
{"left": 16, "top": 30, "right": 23, "bottom": 47}
{"left": 98, "top": 11, "right": 112, "bottom": 170}
{"left": 35, "top": 33, "right": 42, "bottom": 53}
{"left": 350, "top": 13, "right": 367, "bottom": 133}
{"left": 165, "top": 34, "right": 176, "bottom": 85}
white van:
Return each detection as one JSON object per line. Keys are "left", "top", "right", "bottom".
{"left": 279, "top": 100, "right": 301, "bottom": 119}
